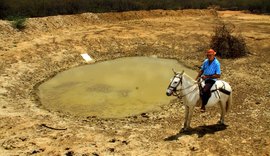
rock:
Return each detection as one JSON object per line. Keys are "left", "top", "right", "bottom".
{"left": 92, "top": 152, "right": 99, "bottom": 156}
{"left": 19, "top": 136, "right": 27, "bottom": 141}
{"left": 108, "top": 148, "right": 115, "bottom": 152}
{"left": 122, "top": 140, "right": 129, "bottom": 145}
{"left": 189, "top": 146, "right": 199, "bottom": 151}
{"left": 109, "top": 138, "right": 116, "bottom": 143}
{"left": 141, "top": 113, "right": 149, "bottom": 118}
{"left": 31, "top": 150, "right": 40, "bottom": 154}
{"left": 29, "top": 148, "right": 44, "bottom": 155}
{"left": 65, "top": 151, "right": 74, "bottom": 156}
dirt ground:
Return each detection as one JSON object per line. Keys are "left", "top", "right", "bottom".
{"left": 0, "top": 9, "right": 270, "bottom": 156}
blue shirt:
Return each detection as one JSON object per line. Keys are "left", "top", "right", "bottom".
{"left": 201, "top": 57, "right": 221, "bottom": 80}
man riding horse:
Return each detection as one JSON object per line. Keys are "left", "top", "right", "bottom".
{"left": 195, "top": 49, "right": 221, "bottom": 112}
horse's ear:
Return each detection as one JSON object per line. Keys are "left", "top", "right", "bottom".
{"left": 172, "top": 68, "right": 177, "bottom": 75}
{"left": 180, "top": 70, "right": 184, "bottom": 75}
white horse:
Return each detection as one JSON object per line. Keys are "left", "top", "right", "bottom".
{"left": 166, "top": 70, "right": 232, "bottom": 131}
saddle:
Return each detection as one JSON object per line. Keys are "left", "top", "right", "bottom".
{"left": 198, "top": 79, "right": 231, "bottom": 99}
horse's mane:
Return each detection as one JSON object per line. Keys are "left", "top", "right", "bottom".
{"left": 183, "top": 72, "right": 196, "bottom": 83}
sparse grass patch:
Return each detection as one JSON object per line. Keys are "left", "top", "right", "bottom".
{"left": 210, "top": 21, "right": 248, "bottom": 58}
{"left": 7, "top": 16, "right": 27, "bottom": 30}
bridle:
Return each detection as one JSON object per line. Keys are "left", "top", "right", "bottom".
{"left": 168, "top": 73, "right": 200, "bottom": 99}
{"left": 167, "top": 74, "right": 182, "bottom": 93}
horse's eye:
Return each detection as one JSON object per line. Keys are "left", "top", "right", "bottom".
{"left": 174, "top": 82, "right": 177, "bottom": 83}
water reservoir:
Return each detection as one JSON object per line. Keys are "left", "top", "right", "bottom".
{"left": 38, "top": 57, "right": 196, "bottom": 118}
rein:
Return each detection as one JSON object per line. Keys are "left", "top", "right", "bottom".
{"left": 173, "top": 81, "right": 200, "bottom": 99}
{"left": 168, "top": 73, "right": 202, "bottom": 99}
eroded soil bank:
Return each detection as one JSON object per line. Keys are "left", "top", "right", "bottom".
{"left": 0, "top": 9, "right": 270, "bottom": 155}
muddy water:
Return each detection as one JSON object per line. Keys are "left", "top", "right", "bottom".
{"left": 38, "top": 57, "right": 196, "bottom": 118}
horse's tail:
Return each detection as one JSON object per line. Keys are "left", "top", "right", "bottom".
{"left": 226, "top": 90, "right": 232, "bottom": 112}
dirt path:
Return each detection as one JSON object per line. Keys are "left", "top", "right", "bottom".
{"left": 0, "top": 9, "right": 269, "bottom": 155}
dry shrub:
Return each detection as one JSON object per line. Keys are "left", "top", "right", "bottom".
{"left": 207, "top": 5, "right": 221, "bottom": 10}
{"left": 210, "top": 21, "right": 248, "bottom": 58}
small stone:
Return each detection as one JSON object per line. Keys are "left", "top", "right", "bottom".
{"left": 87, "top": 116, "right": 97, "bottom": 119}
{"left": 92, "top": 152, "right": 99, "bottom": 156}
{"left": 19, "top": 137, "right": 27, "bottom": 141}
{"left": 30, "top": 148, "right": 44, "bottom": 154}
{"left": 108, "top": 148, "right": 115, "bottom": 152}
{"left": 141, "top": 113, "right": 149, "bottom": 118}
{"left": 31, "top": 150, "right": 39, "bottom": 154}
{"left": 109, "top": 138, "right": 116, "bottom": 143}
{"left": 65, "top": 151, "right": 74, "bottom": 156}
{"left": 122, "top": 140, "right": 128, "bottom": 145}
{"left": 189, "top": 146, "right": 199, "bottom": 151}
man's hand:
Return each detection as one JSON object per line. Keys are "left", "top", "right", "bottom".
{"left": 201, "top": 74, "right": 220, "bottom": 80}
{"left": 201, "top": 75, "right": 208, "bottom": 80}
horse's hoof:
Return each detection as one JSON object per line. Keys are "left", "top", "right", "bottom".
{"left": 180, "top": 128, "right": 191, "bottom": 133}
{"left": 217, "top": 120, "right": 225, "bottom": 125}
{"left": 200, "top": 109, "right": 206, "bottom": 113}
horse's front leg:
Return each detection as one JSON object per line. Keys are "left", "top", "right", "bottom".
{"left": 183, "top": 105, "right": 189, "bottom": 130}
{"left": 186, "top": 105, "right": 194, "bottom": 129}
{"left": 182, "top": 105, "right": 194, "bottom": 132}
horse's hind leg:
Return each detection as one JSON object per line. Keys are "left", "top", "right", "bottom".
{"left": 218, "top": 101, "right": 226, "bottom": 125}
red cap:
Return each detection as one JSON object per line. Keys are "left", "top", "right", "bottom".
{"left": 207, "top": 49, "right": 216, "bottom": 55}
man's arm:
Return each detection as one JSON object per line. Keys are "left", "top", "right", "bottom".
{"left": 201, "top": 74, "right": 220, "bottom": 80}
{"left": 195, "top": 70, "right": 203, "bottom": 80}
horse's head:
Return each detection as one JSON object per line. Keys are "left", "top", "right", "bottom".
{"left": 166, "top": 69, "right": 184, "bottom": 96}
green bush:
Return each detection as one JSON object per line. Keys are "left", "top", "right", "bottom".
{"left": 210, "top": 21, "right": 248, "bottom": 58}
{"left": 7, "top": 16, "right": 27, "bottom": 30}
